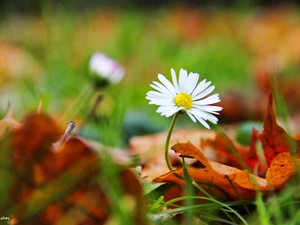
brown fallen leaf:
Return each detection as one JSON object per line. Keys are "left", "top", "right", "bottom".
{"left": 154, "top": 140, "right": 299, "bottom": 204}
{"left": 154, "top": 166, "right": 267, "bottom": 202}
{"left": 200, "top": 133, "right": 250, "bottom": 169}
{"left": 129, "top": 129, "right": 216, "bottom": 181}
{"left": 34, "top": 137, "right": 98, "bottom": 185}
{"left": 261, "top": 93, "right": 298, "bottom": 162}
{"left": 247, "top": 92, "right": 300, "bottom": 174}
{"left": 1, "top": 112, "right": 149, "bottom": 225}
{"left": 173, "top": 141, "right": 271, "bottom": 191}
{"left": 266, "top": 152, "right": 299, "bottom": 189}
{"left": 12, "top": 113, "right": 61, "bottom": 169}
{"left": 129, "top": 128, "right": 215, "bottom": 159}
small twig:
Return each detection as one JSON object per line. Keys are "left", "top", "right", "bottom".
{"left": 179, "top": 154, "right": 194, "bottom": 159}
{"left": 85, "top": 94, "right": 104, "bottom": 123}
{"left": 62, "top": 121, "right": 76, "bottom": 142}
{"left": 36, "top": 94, "right": 42, "bottom": 114}
{"left": 77, "top": 94, "right": 104, "bottom": 130}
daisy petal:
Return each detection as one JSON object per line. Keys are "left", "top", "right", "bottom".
{"left": 178, "top": 68, "right": 188, "bottom": 92}
{"left": 151, "top": 82, "right": 174, "bottom": 97}
{"left": 193, "top": 105, "right": 223, "bottom": 114}
{"left": 185, "top": 72, "right": 199, "bottom": 94}
{"left": 146, "top": 90, "right": 170, "bottom": 99}
{"left": 186, "top": 111, "right": 197, "bottom": 123}
{"left": 171, "top": 68, "right": 179, "bottom": 93}
{"left": 191, "top": 79, "right": 210, "bottom": 98}
{"left": 193, "top": 113, "right": 211, "bottom": 129}
{"left": 158, "top": 74, "right": 177, "bottom": 96}
{"left": 157, "top": 105, "right": 180, "bottom": 117}
{"left": 189, "top": 108, "right": 218, "bottom": 124}
{"left": 193, "top": 86, "right": 215, "bottom": 100}
{"left": 194, "top": 94, "right": 221, "bottom": 105}
{"left": 149, "top": 99, "right": 175, "bottom": 106}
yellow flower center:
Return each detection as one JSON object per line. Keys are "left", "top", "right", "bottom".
{"left": 174, "top": 92, "right": 193, "bottom": 110}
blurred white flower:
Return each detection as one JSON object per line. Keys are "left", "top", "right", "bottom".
{"left": 89, "top": 52, "right": 125, "bottom": 87}
{"left": 146, "top": 68, "right": 222, "bottom": 129}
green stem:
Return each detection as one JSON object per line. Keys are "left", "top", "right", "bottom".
{"left": 181, "top": 156, "right": 195, "bottom": 223}
{"left": 58, "top": 84, "right": 94, "bottom": 125}
{"left": 165, "top": 112, "right": 180, "bottom": 171}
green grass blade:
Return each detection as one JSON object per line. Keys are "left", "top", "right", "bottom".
{"left": 0, "top": 133, "right": 13, "bottom": 211}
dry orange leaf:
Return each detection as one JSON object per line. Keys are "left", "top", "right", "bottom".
{"left": 200, "top": 133, "right": 250, "bottom": 169}
{"left": 266, "top": 152, "right": 299, "bottom": 189}
{"left": 155, "top": 141, "right": 299, "bottom": 202}
{"left": 261, "top": 93, "right": 297, "bottom": 162}
{"left": 247, "top": 92, "right": 300, "bottom": 173}
{"left": 172, "top": 141, "right": 271, "bottom": 190}
{"left": 129, "top": 129, "right": 215, "bottom": 181}
{"left": 155, "top": 167, "right": 263, "bottom": 202}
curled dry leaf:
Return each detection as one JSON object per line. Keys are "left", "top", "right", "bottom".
{"left": 129, "top": 129, "right": 216, "bottom": 181}
{"left": 260, "top": 93, "right": 297, "bottom": 162}
{"left": 155, "top": 141, "right": 299, "bottom": 203}
{"left": 0, "top": 112, "right": 149, "bottom": 225}
{"left": 177, "top": 141, "right": 270, "bottom": 191}
{"left": 200, "top": 133, "right": 250, "bottom": 169}
{"left": 155, "top": 167, "right": 264, "bottom": 202}
{"left": 247, "top": 92, "right": 300, "bottom": 174}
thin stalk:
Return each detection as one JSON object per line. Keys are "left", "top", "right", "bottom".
{"left": 225, "top": 175, "right": 251, "bottom": 215}
{"left": 165, "top": 112, "right": 180, "bottom": 171}
{"left": 160, "top": 196, "right": 249, "bottom": 225}
{"left": 58, "top": 84, "right": 94, "bottom": 125}
{"left": 181, "top": 157, "right": 194, "bottom": 223}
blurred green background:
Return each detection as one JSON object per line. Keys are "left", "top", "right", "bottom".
{"left": 1, "top": 1, "right": 300, "bottom": 146}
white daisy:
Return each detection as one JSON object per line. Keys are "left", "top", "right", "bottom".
{"left": 146, "top": 68, "right": 222, "bottom": 129}
{"left": 89, "top": 52, "right": 125, "bottom": 86}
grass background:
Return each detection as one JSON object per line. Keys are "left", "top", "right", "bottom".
{"left": 0, "top": 5, "right": 259, "bottom": 145}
